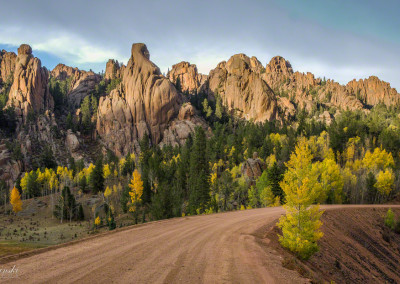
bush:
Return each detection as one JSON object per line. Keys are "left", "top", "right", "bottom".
{"left": 384, "top": 208, "right": 395, "bottom": 230}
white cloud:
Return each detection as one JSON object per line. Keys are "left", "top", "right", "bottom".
{"left": 0, "top": 26, "right": 127, "bottom": 65}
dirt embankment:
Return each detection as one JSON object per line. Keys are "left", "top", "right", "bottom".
{"left": 266, "top": 207, "right": 400, "bottom": 283}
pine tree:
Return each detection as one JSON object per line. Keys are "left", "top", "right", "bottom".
{"left": 10, "top": 187, "right": 22, "bottom": 214}
{"left": 278, "top": 138, "right": 324, "bottom": 259}
{"left": 188, "top": 127, "right": 210, "bottom": 214}
{"left": 90, "top": 158, "right": 104, "bottom": 193}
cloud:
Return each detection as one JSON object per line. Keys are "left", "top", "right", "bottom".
{"left": 0, "top": 26, "right": 127, "bottom": 65}
{"left": 0, "top": 0, "right": 399, "bottom": 89}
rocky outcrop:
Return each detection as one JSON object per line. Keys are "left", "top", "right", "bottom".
{"left": 7, "top": 44, "right": 53, "bottom": 121}
{"left": 167, "top": 61, "right": 207, "bottom": 94}
{"left": 160, "top": 103, "right": 209, "bottom": 147}
{"left": 207, "top": 54, "right": 277, "bottom": 122}
{"left": 263, "top": 56, "right": 364, "bottom": 114}
{"left": 241, "top": 152, "right": 266, "bottom": 183}
{"left": 0, "top": 143, "right": 22, "bottom": 189}
{"left": 65, "top": 129, "right": 80, "bottom": 152}
{"left": 51, "top": 64, "right": 102, "bottom": 108}
{"left": 104, "top": 59, "right": 124, "bottom": 81}
{"left": 96, "top": 43, "right": 206, "bottom": 156}
{"left": 0, "top": 50, "right": 17, "bottom": 84}
{"left": 346, "top": 76, "right": 400, "bottom": 107}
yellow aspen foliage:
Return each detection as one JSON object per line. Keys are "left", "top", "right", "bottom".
{"left": 114, "top": 169, "right": 118, "bottom": 178}
{"left": 375, "top": 169, "right": 394, "bottom": 196}
{"left": 228, "top": 146, "right": 235, "bottom": 157}
{"left": 20, "top": 172, "right": 29, "bottom": 194}
{"left": 318, "top": 158, "right": 344, "bottom": 203}
{"left": 10, "top": 187, "right": 22, "bottom": 213}
{"left": 240, "top": 205, "right": 245, "bottom": 210}
{"left": 363, "top": 147, "right": 394, "bottom": 171}
{"left": 129, "top": 169, "right": 143, "bottom": 212}
{"left": 265, "top": 154, "right": 277, "bottom": 168}
{"left": 103, "top": 164, "right": 111, "bottom": 180}
{"left": 230, "top": 165, "right": 241, "bottom": 179}
{"left": 94, "top": 216, "right": 101, "bottom": 227}
{"left": 104, "top": 186, "right": 112, "bottom": 199}
{"left": 210, "top": 172, "right": 217, "bottom": 185}
{"left": 278, "top": 138, "right": 324, "bottom": 259}
{"left": 260, "top": 186, "right": 280, "bottom": 207}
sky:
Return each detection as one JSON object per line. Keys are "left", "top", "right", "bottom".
{"left": 0, "top": 0, "right": 399, "bottom": 90}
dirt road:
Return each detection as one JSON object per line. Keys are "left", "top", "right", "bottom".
{"left": 1, "top": 205, "right": 398, "bottom": 283}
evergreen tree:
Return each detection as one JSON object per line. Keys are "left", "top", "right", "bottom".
{"left": 188, "top": 127, "right": 210, "bottom": 214}
{"left": 77, "top": 204, "right": 85, "bottom": 221}
{"left": 90, "top": 158, "right": 105, "bottom": 193}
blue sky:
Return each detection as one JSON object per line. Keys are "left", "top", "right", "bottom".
{"left": 1, "top": 0, "right": 399, "bottom": 90}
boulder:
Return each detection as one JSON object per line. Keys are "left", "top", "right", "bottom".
{"left": 241, "top": 152, "right": 266, "bottom": 183}
{"left": 66, "top": 130, "right": 80, "bottom": 152}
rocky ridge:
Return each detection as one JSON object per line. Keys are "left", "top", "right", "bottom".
{"left": 51, "top": 64, "right": 102, "bottom": 108}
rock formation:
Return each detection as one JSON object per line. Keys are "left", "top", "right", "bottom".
{"left": 104, "top": 59, "right": 124, "bottom": 81}
{"left": 6, "top": 44, "right": 53, "bottom": 121}
{"left": 0, "top": 50, "right": 17, "bottom": 84}
{"left": 160, "top": 103, "right": 209, "bottom": 147}
{"left": 241, "top": 152, "right": 266, "bottom": 183}
{"left": 207, "top": 54, "right": 277, "bottom": 122}
{"left": 346, "top": 76, "right": 400, "bottom": 107}
{"left": 167, "top": 61, "right": 207, "bottom": 93}
{"left": 263, "top": 56, "right": 364, "bottom": 115}
{"left": 96, "top": 43, "right": 205, "bottom": 156}
{"left": 51, "top": 64, "right": 102, "bottom": 108}
{"left": 0, "top": 143, "right": 22, "bottom": 189}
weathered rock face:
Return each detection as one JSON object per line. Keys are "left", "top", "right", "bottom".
{"left": 346, "top": 76, "right": 400, "bottom": 107}
{"left": 241, "top": 152, "right": 266, "bottom": 183}
{"left": 7, "top": 44, "right": 53, "bottom": 121}
{"left": 207, "top": 54, "right": 277, "bottom": 122}
{"left": 167, "top": 61, "right": 207, "bottom": 94}
{"left": 65, "top": 129, "right": 80, "bottom": 152}
{"left": 96, "top": 43, "right": 187, "bottom": 156}
{"left": 263, "top": 55, "right": 400, "bottom": 117}
{"left": 0, "top": 143, "right": 22, "bottom": 189}
{"left": 51, "top": 64, "right": 102, "bottom": 108}
{"left": 263, "top": 56, "right": 365, "bottom": 115}
{"left": 0, "top": 50, "right": 17, "bottom": 84}
{"left": 104, "top": 59, "right": 124, "bottom": 81}
{"left": 160, "top": 103, "right": 209, "bottom": 147}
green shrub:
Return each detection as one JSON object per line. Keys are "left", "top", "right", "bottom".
{"left": 384, "top": 208, "right": 395, "bottom": 230}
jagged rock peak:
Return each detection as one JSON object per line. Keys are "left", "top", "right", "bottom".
{"left": 346, "top": 76, "right": 400, "bottom": 107}
{"left": 105, "top": 59, "right": 124, "bottom": 81}
{"left": 207, "top": 53, "right": 277, "bottom": 122}
{"left": 96, "top": 43, "right": 182, "bottom": 155}
{"left": 266, "top": 56, "right": 294, "bottom": 76}
{"left": 7, "top": 44, "right": 53, "bottom": 121}
{"left": 0, "top": 49, "right": 17, "bottom": 83}
{"left": 167, "top": 61, "right": 207, "bottom": 93}
{"left": 17, "top": 44, "right": 32, "bottom": 55}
